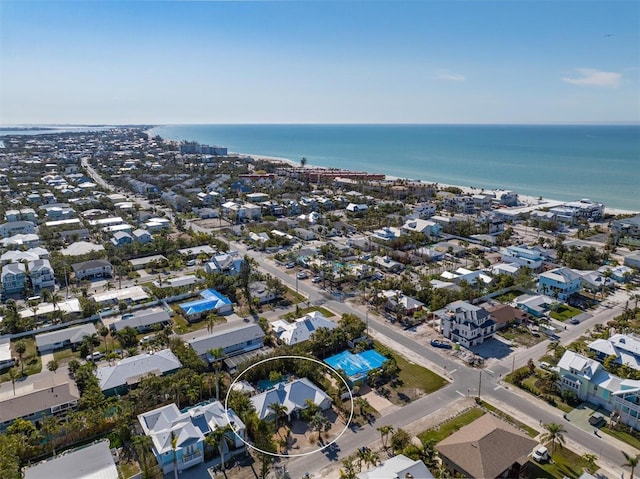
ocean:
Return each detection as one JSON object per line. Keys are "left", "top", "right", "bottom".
{"left": 149, "top": 124, "right": 639, "bottom": 212}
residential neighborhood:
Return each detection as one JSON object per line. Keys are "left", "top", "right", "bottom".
{"left": 0, "top": 127, "right": 639, "bottom": 479}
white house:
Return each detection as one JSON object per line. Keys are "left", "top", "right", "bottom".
{"left": 28, "top": 258, "right": 55, "bottom": 291}
{"left": 271, "top": 311, "right": 337, "bottom": 346}
{"left": 250, "top": 378, "right": 332, "bottom": 420}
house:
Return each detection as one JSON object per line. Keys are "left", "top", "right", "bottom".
{"left": 1, "top": 247, "right": 49, "bottom": 264}
{"left": 179, "top": 289, "right": 234, "bottom": 321}
{"left": 144, "top": 217, "right": 171, "bottom": 231}
{"left": 588, "top": 333, "right": 640, "bottom": 371}
{"left": 0, "top": 337, "right": 15, "bottom": 371}
{"left": 401, "top": 218, "right": 442, "bottom": 238}
{"left": 437, "top": 300, "right": 496, "bottom": 348}
{"left": 0, "top": 232, "right": 40, "bottom": 248}
{"left": 490, "top": 262, "right": 521, "bottom": 276}
{"left": 35, "top": 323, "right": 97, "bottom": 353}
{"left": 249, "top": 280, "right": 280, "bottom": 304}
{"left": 138, "top": 400, "right": 244, "bottom": 475}
{"left": 96, "top": 349, "right": 182, "bottom": 396}
{"left": 250, "top": 378, "right": 332, "bottom": 420}
{"left": 514, "top": 294, "right": 553, "bottom": 318}
{"left": 187, "top": 323, "right": 264, "bottom": 363}
{"left": 132, "top": 228, "right": 153, "bottom": 243}
{"left": 485, "top": 303, "right": 528, "bottom": 329}
{"left": 373, "top": 255, "right": 404, "bottom": 273}
{"left": 557, "top": 350, "right": 640, "bottom": 430}
{"left": 500, "top": 246, "right": 543, "bottom": 270}
{"left": 271, "top": 311, "right": 337, "bottom": 346}
{"left": 441, "top": 267, "right": 494, "bottom": 287}
{"left": 346, "top": 203, "right": 368, "bottom": 213}
{"left": 129, "top": 254, "right": 167, "bottom": 270}
{"left": 28, "top": 258, "right": 55, "bottom": 292}
{"left": 624, "top": 251, "right": 640, "bottom": 269}
{"left": 19, "top": 298, "right": 82, "bottom": 320}
{"left": 23, "top": 440, "right": 118, "bottom": 479}
{"left": 178, "top": 245, "right": 217, "bottom": 258}
{"left": 111, "top": 231, "right": 133, "bottom": 247}
{"left": 537, "top": 267, "right": 582, "bottom": 301}
{"left": 61, "top": 241, "right": 104, "bottom": 257}
{"left": 381, "top": 290, "right": 425, "bottom": 316}
{"left": 0, "top": 381, "right": 80, "bottom": 432}
{"left": 611, "top": 214, "right": 640, "bottom": 241}
{"left": 1, "top": 262, "right": 27, "bottom": 297}
{"left": 293, "top": 227, "right": 317, "bottom": 241}
{"left": 436, "top": 414, "right": 538, "bottom": 479}
{"left": 357, "top": 454, "right": 434, "bottom": 479}
{"left": 71, "top": 259, "right": 113, "bottom": 280}
{"left": 205, "top": 253, "right": 244, "bottom": 276}
{"left": 0, "top": 220, "right": 36, "bottom": 238}
{"left": 110, "top": 309, "right": 173, "bottom": 333}
{"left": 91, "top": 286, "right": 149, "bottom": 307}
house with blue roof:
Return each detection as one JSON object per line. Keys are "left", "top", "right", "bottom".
{"left": 537, "top": 267, "right": 581, "bottom": 301}
{"left": 179, "top": 289, "right": 233, "bottom": 322}
{"left": 325, "top": 350, "right": 389, "bottom": 386}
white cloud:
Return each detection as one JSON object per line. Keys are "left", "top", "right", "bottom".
{"left": 562, "top": 68, "right": 621, "bottom": 88}
{"left": 433, "top": 69, "right": 466, "bottom": 82}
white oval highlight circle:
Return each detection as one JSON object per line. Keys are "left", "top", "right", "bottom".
{"left": 224, "top": 354, "right": 354, "bottom": 458}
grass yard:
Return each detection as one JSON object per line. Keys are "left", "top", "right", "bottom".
{"left": 549, "top": 305, "right": 582, "bottom": 322}
{"left": 172, "top": 311, "right": 215, "bottom": 334}
{"left": 3, "top": 338, "right": 42, "bottom": 379}
{"left": 527, "top": 445, "right": 596, "bottom": 479}
{"left": 394, "top": 352, "right": 447, "bottom": 394}
{"left": 418, "top": 408, "right": 486, "bottom": 444}
{"left": 494, "top": 290, "right": 524, "bottom": 304}
{"left": 53, "top": 347, "right": 80, "bottom": 362}
{"left": 601, "top": 425, "right": 640, "bottom": 450}
{"left": 480, "top": 401, "right": 539, "bottom": 437}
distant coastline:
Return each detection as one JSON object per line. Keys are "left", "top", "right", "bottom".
{"left": 148, "top": 124, "right": 640, "bottom": 213}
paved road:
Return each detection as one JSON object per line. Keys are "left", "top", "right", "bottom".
{"left": 229, "top": 239, "right": 633, "bottom": 478}
{"left": 82, "top": 164, "right": 633, "bottom": 478}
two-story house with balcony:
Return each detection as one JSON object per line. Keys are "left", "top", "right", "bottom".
{"left": 537, "top": 267, "right": 582, "bottom": 301}
{"left": 71, "top": 259, "right": 113, "bottom": 281}
{"left": 557, "top": 350, "right": 640, "bottom": 430}
{"left": 438, "top": 300, "right": 496, "bottom": 348}
{"left": 1, "top": 262, "right": 27, "bottom": 298}
{"left": 500, "top": 245, "right": 544, "bottom": 271}
{"left": 138, "top": 401, "right": 245, "bottom": 474}
{"left": 28, "top": 258, "right": 55, "bottom": 292}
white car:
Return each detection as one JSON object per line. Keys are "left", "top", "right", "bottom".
{"left": 532, "top": 446, "right": 548, "bottom": 463}
{"left": 296, "top": 272, "right": 309, "bottom": 280}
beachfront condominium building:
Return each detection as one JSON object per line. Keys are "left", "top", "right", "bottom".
{"left": 438, "top": 300, "right": 496, "bottom": 348}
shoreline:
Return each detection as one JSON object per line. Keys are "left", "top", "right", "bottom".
{"left": 238, "top": 152, "right": 638, "bottom": 216}
{"left": 150, "top": 130, "right": 638, "bottom": 216}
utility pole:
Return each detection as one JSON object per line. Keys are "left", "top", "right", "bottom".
{"left": 511, "top": 354, "right": 516, "bottom": 375}
{"left": 477, "top": 370, "right": 482, "bottom": 401}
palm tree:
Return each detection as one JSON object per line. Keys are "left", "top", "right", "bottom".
{"left": 206, "top": 425, "right": 233, "bottom": 470}
{"left": 541, "top": 422, "right": 566, "bottom": 455}
{"left": 170, "top": 431, "right": 179, "bottom": 479}
{"left": 269, "top": 402, "right": 288, "bottom": 432}
{"left": 8, "top": 368, "right": 17, "bottom": 395}
{"left": 14, "top": 340, "right": 27, "bottom": 376}
{"left": 622, "top": 451, "right": 640, "bottom": 479}
{"left": 208, "top": 347, "right": 225, "bottom": 401}
{"left": 99, "top": 325, "right": 110, "bottom": 353}
{"left": 377, "top": 425, "right": 394, "bottom": 450}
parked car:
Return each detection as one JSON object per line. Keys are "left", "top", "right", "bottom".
{"left": 532, "top": 446, "right": 548, "bottom": 463}
{"left": 297, "top": 271, "right": 309, "bottom": 280}
{"left": 86, "top": 352, "right": 105, "bottom": 362}
{"left": 140, "top": 334, "right": 157, "bottom": 345}
{"left": 539, "top": 361, "right": 551, "bottom": 370}
{"left": 589, "top": 413, "right": 606, "bottom": 427}
{"left": 186, "top": 259, "right": 197, "bottom": 267}
{"left": 312, "top": 276, "right": 322, "bottom": 283}
{"left": 569, "top": 317, "right": 580, "bottom": 324}
{"left": 286, "top": 262, "right": 296, "bottom": 269}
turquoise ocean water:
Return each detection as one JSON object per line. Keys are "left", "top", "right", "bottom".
{"left": 149, "top": 124, "right": 639, "bottom": 212}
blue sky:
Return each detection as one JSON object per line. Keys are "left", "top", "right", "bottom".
{"left": 1, "top": 0, "right": 638, "bottom": 124}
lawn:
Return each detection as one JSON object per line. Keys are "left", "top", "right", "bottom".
{"left": 394, "top": 352, "right": 447, "bottom": 394}
{"left": 494, "top": 290, "right": 524, "bottom": 304}
{"left": 479, "top": 400, "right": 539, "bottom": 437}
{"left": 172, "top": 311, "right": 216, "bottom": 334}
{"left": 527, "top": 445, "right": 596, "bottom": 479}
{"left": 601, "top": 425, "right": 640, "bottom": 450}
{"left": 1, "top": 338, "right": 42, "bottom": 380}
{"left": 418, "top": 408, "right": 486, "bottom": 444}
{"left": 549, "top": 305, "right": 582, "bottom": 322}
{"left": 53, "top": 347, "right": 80, "bottom": 363}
